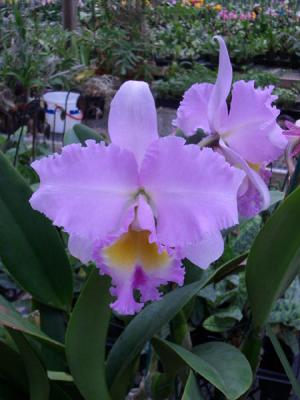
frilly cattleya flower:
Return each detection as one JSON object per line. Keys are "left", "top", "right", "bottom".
{"left": 284, "top": 120, "right": 300, "bottom": 157}
{"left": 30, "top": 81, "right": 244, "bottom": 315}
{"left": 175, "top": 36, "right": 287, "bottom": 217}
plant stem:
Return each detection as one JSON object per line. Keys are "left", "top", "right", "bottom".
{"left": 241, "top": 326, "right": 262, "bottom": 373}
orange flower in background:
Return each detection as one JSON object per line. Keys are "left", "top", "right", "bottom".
{"left": 214, "top": 4, "right": 222, "bottom": 11}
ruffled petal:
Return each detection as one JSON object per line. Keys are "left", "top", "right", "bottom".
{"left": 140, "top": 136, "right": 245, "bottom": 248}
{"left": 93, "top": 229, "right": 183, "bottom": 315}
{"left": 223, "top": 81, "right": 287, "bottom": 163}
{"left": 219, "top": 140, "right": 270, "bottom": 217}
{"left": 207, "top": 36, "right": 231, "bottom": 133}
{"left": 108, "top": 80, "right": 159, "bottom": 167}
{"left": 68, "top": 234, "right": 93, "bottom": 264}
{"left": 134, "top": 260, "right": 184, "bottom": 303}
{"left": 174, "top": 83, "right": 214, "bottom": 136}
{"left": 30, "top": 140, "right": 138, "bottom": 242}
{"left": 110, "top": 270, "right": 144, "bottom": 315}
{"left": 184, "top": 231, "right": 224, "bottom": 269}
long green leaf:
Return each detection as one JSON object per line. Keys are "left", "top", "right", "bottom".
{"left": 182, "top": 371, "right": 203, "bottom": 400}
{"left": 267, "top": 325, "right": 300, "bottom": 398}
{"left": 246, "top": 187, "right": 300, "bottom": 330}
{"left": 9, "top": 329, "right": 50, "bottom": 400}
{"left": 50, "top": 383, "right": 73, "bottom": 400}
{"left": 0, "top": 152, "right": 72, "bottom": 310}
{"left": 0, "top": 340, "right": 28, "bottom": 394}
{"left": 0, "top": 294, "right": 64, "bottom": 352}
{"left": 65, "top": 269, "right": 112, "bottom": 400}
{"left": 106, "top": 273, "right": 212, "bottom": 391}
{"left": 153, "top": 339, "right": 252, "bottom": 400}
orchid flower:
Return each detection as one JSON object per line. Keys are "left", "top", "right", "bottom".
{"left": 284, "top": 120, "right": 300, "bottom": 157}
{"left": 175, "top": 36, "right": 287, "bottom": 217}
{"left": 30, "top": 81, "right": 244, "bottom": 315}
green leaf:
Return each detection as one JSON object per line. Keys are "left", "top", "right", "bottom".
{"left": 63, "top": 128, "right": 81, "bottom": 145}
{"left": 267, "top": 325, "right": 300, "bottom": 398}
{"left": 0, "top": 295, "right": 64, "bottom": 352}
{"left": 153, "top": 339, "right": 252, "bottom": 400}
{"left": 150, "top": 372, "right": 173, "bottom": 400}
{"left": 246, "top": 187, "right": 300, "bottom": 330}
{"left": 0, "top": 151, "right": 72, "bottom": 311}
{"left": 208, "top": 253, "right": 247, "bottom": 285}
{"left": 64, "top": 124, "right": 102, "bottom": 146}
{"left": 37, "top": 302, "right": 66, "bottom": 370}
{"left": 106, "top": 273, "right": 213, "bottom": 392}
{"left": 50, "top": 383, "right": 73, "bottom": 400}
{"left": 47, "top": 371, "right": 74, "bottom": 382}
{"left": 182, "top": 371, "right": 203, "bottom": 400}
{"left": 9, "top": 329, "right": 50, "bottom": 400}
{"left": 65, "top": 269, "right": 112, "bottom": 400}
{"left": 202, "top": 305, "right": 243, "bottom": 332}
{"left": 0, "top": 340, "right": 28, "bottom": 394}
{"left": 48, "top": 372, "right": 73, "bottom": 382}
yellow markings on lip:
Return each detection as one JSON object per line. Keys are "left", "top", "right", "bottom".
{"left": 102, "top": 230, "right": 170, "bottom": 271}
{"left": 248, "top": 162, "right": 260, "bottom": 173}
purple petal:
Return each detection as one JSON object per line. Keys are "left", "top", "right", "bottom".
{"left": 219, "top": 140, "right": 270, "bottom": 217}
{"left": 108, "top": 80, "right": 159, "bottom": 166}
{"left": 174, "top": 83, "right": 214, "bottom": 136}
{"left": 68, "top": 235, "right": 93, "bottom": 264}
{"left": 207, "top": 36, "right": 232, "bottom": 133}
{"left": 135, "top": 260, "right": 184, "bottom": 303}
{"left": 140, "top": 136, "right": 244, "bottom": 248}
{"left": 30, "top": 140, "right": 138, "bottom": 242}
{"left": 284, "top": 120, "right": 300, "bottom": 136}
{"left": 223, "top": 81, "right": 287, "bottom": 163}
{"left": 133, "top": 194, "right": 157, "bottom": 243}
{"left": 110, "top": 269, "right": 144, "bottom": 315}
{"left": 184, "top": 231, "right": 224, "bottom": 269}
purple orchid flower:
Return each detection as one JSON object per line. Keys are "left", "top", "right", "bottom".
{"left": 30, "top": 81, "right": 244, "bottom": 315}
{"left": 284, "top": 120, "right": 300, "bottom": 157}
{"left": 174, "top": 36, "right": 287, "bottom": 218}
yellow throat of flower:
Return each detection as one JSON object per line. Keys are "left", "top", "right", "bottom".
{"left": 248, "top": 162, "right": 260, "bottom": 173}
{"left": 102, "top": 230, "right": 171, "bottom": 272}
